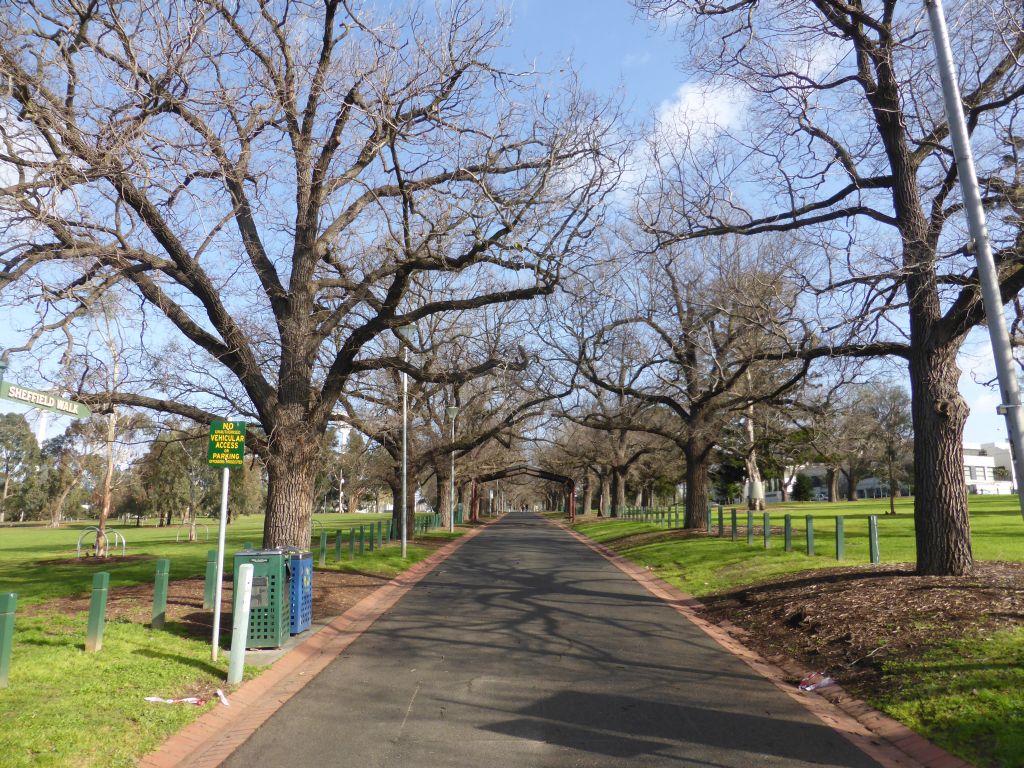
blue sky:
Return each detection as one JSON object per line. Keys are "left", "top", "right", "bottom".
{"left": 498, "top": 0, "right": 1007, "bottom": 446}
{"left": 0, "top": 0, "right": 1010, "bottom": 447}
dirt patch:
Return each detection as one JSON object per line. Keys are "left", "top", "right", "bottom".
{"left": 698, "top": 561, "right": 1024, "bottom": 693}
{"left": 35, "top": 554, "right": 154, "bottom": 566}
{"left": 25, "top": 569, "right": 391, "bottom": 638}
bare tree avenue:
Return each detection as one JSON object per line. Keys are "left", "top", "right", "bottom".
{"left": 572, "top": 235, "right": 811, "bottom": 528}
{"left": 0, "top": 1, "right": 620, "bottom": 547}
{"left": 636, "top": 0, "right": 1024, "bottom": 574}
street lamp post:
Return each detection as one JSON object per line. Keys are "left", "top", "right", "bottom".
{"left": 446, "top": 405, "right": 458, "bottom": 533}
{"left": 398, "top": 325, "right": 415, "bottom": 558}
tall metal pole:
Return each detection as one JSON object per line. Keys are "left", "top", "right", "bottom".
{"left": 926, "top": 1, "right": 1024, "bottom": 519}
{"left": 401, "top": 347, "right": 409, "bottom": 558}
{"left": 450, "top": 417, "right": 456, "bottom": 533}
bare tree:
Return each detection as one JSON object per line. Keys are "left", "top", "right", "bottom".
{"left": 0, "top": 1, "right": 620, "bottom": 547}
{"left": 572, "top": 235, "right": 811, "bottom": 528}
{"left": 636, "top": 0, "right": 1024, "bottom": 574}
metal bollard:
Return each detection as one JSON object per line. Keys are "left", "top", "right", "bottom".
{"left": 359, "top": 525, "right": 365, "bottom": 555}
{"left": 784, "top": 515, "right": 793, "bottom": 552}
{"left": 731, "top": 508, "right": 738, "bottom": 541}
{"left": 348, "top": 528, "right": 355, "bottom": 559}
{"left": 152, "top": 559, "right": 170, "bottom": 630}
{"left": 335, "top": 530, "right": 343, "bottom": 561}
{"left": 835, "top": 516, "right": 845, "bottom": 560}
{"left": 806, "top": 515, "right": 815, "bottom": 556}
{"left": 228, "top": 563, "right": 253, "bottom": 685}
{"left": 0, "top": 593, "right": 15, "bottom": 688}
{"left": 203, "top": 550, "right": 217, "bottom": 609}
{"left": 747, "top": 511, "right": 754, "bottom": 545}
{"left": 319, "top": 530, "right": 328, "bottom": 566}
{"left": 869, "top": 515, "right": 880, "bottom": 564}
{"left": 85, "top": 572, "right": 110, "bottom": 653}
{"left": 378, "top": 521, "right": 383, "bottom": 548}
{"left": 717, "top": 508, "right": 724, "bottom": 537}
{"left": 763, "top": 512, "right": 771, "bottom": 548}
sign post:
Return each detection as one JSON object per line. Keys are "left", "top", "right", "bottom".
{"left": 208, "top": 420, "right": 246, "bottom": 662}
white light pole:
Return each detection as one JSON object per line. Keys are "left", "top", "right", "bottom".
{"left": 925, "top": 0, "right": 1024, "bottom": 520}
{"left": 446, "top": 405, "right": 458, "bottom": 532}
{"left": 338, "top": 425, "right": 350, "bottom": 515}
{"left": 398, "top": 325, "right": 415, "bottom": 558}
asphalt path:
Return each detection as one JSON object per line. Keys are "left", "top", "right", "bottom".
{"left": 222, "top": 511, "right": 881, "bottom": 767}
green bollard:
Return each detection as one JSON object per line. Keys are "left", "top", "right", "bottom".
{"left": 335, "top": 530, "right": 343, "bottom": 561}
{"left": 675, "top": 508, "right": 680, "bottom": 527}
{"left": 836, "top": 516, "right": 845, "bottom": 561}
{"left": 369, "top": 522, "right": 375, "bottom": 552}
{"left": 359, "top": 525, "right": 365, "bottom": 555}
{"left": 869, "top": 515, "right": 880, "bottom": 564}
{"left": 763, "top": 512, "right": 771, "bottom": 548}
{"left": 203, "top": 550, "right": 217, "bottom": 609}
{"left": 0, "top": 593, "right": 16, "bottom": 688}
{"left": 152, "top": 559, "right": 170, "bottom": 630}
{"left": 348, "top": 528, "right": 354, "bottom": 559}
{"left": 747, "top": 511, "right": 754, "bottom": 545}
{"left": 706, "top": 509, "right": 712, "bottom": 533}
{"left": 784, "top": 515, "right": 793, "bottom": 552}
{"left": 717, "top": 508, "right": 723, "bottom": 538}
{"left": 85, "top": 572, "right": 110, "bottom": 653}
{"left": 319, "top": 530, "right": 328, "bottom": 566}
{"left": 806, "top": 515, "right": 815, "bottom": 556}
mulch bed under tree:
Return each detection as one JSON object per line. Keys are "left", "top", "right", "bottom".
{"left": 697, "top": 561, "right": 1024, "bottom": 694}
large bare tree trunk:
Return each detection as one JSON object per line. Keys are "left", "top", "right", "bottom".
{"left": 683, "top": 441, "right": 711, "bottom": 529}
{"left": 582, "top": 475, "right": 594, "bottom": 516}
{"left": 437, "top": 467, "right": 452, "bottom": 528}
{"left": 744, "top": 404, "right": 764, "bottom": 511}
{"left": 826, "top": 467, "right": 839, "bottom": 502}
{"left": 910, "top": 342, "right": 973, "bottom": 575}
{"left": 263, "top": 432, "right": 320, "bottom": 548}
{"left": 599, "top": 473, "right": 610, "bottom": 517}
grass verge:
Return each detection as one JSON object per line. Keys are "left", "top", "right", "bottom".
{"left": 570, "top": 496, "right": 1024, "bottom": 768}
{"left": 0, "top": 519, "right": 464, "bottom": 768}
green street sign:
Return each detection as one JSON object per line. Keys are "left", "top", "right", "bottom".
{"left": 0, "top": 381, "right": 91, "bottom": 419}
{"left": 208, "top": 420, "right": 246, "bottom": 467}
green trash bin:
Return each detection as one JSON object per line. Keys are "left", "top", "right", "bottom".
{"left": 232, "top": 549, "right": 290, "bottom": 649}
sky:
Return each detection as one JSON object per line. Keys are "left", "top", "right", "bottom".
{"left": 0, "top": 0, "right": 1010, "bottom": 447}
{"left": 498, "top": 0, "right": 1008, "bottom": 446}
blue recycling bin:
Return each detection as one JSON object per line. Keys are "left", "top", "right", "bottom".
{"left": 287, "top": 550, "right": 313, "bottom": 634}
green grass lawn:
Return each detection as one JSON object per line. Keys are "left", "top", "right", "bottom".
{"left": 572, "top": 496, "right": 1024, "bottom": 768}
{"left": 0, "top": 512, "right": 461, "bottom": 768}
{"left": 577, "top": 495, "right": 1024, "bottom": 595}
{"left": 0, "top": 511, "right": 423, "bottom": 604}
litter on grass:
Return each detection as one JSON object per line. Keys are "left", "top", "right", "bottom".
{"left": 798, "top": 672, "right": 835, "bottom": 691}
{"left": 145, "top": 695, "right": 206, "bottom": 706}
{"left": 145, "top": 689, "right": 230, "bottom": 707}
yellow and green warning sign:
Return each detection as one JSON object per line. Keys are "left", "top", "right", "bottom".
{"left": 208, "top": 420, "right": 246, "bottom": 467}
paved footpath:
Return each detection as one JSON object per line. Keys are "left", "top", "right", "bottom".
{"left": 221, "top": 511, "right": 883, "bottom": 768}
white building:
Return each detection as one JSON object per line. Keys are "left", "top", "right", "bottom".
{"left": 757, "top": 440, "right": 1016, "bottom": 501}
{"left": 963, "top": 442, "right": 1015, "bottom": 495}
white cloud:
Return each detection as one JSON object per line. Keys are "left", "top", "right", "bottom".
{"left": 653, "top": 81, "right": 748, "bottom": 147}
{"left": 622, "top": 51, "right": 652, "bottom": 68}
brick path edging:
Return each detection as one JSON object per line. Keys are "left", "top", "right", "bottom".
{"left": 140, "top": 522, "right": 496, "bottom": 768}
{"left": 552, "top": 519, "right": 974, "bottom": 768}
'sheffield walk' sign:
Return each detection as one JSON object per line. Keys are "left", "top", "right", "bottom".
{"left": 208, "top": 420, "right": 246, "bottom": 467}
{"left": 0, "top": 381, "right": 91, "bottom": 419}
